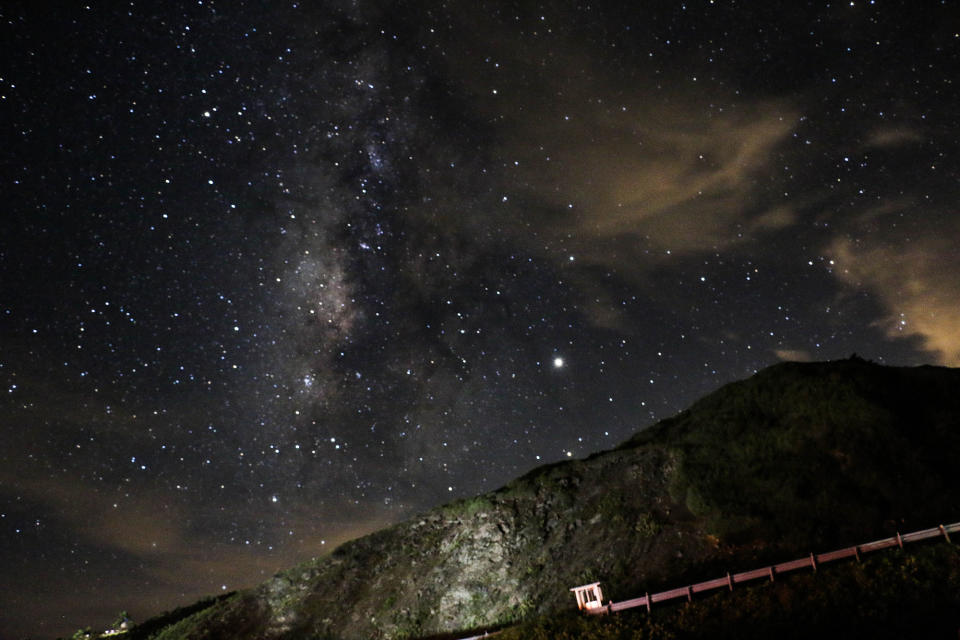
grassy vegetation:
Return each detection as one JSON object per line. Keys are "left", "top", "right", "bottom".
{"left": 499, "top": 542, "right": 960, "bottom": 639}
{"left": 145, "top": 593, "right": 268, "bottom": 640}
{"left": 631, "top": 359, "right": 960, "bottom": 551}
{"left": 58, "top": 595, "right": 234, "bottom": 640}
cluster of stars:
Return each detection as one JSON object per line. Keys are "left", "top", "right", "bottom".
{"left": 2, "top": 1, "right": 959, "bottom": 638}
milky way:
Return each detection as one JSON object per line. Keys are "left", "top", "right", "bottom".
{"left": 1, "top": 2, "right": 958, "bottom": 637}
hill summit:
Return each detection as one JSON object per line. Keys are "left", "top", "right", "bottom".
{"left": 118, "top": 358, "right": 960, "bottom": 639}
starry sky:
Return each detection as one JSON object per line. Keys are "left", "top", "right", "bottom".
{"left": 1, "top": 1, "right": 958, "bottom": 637}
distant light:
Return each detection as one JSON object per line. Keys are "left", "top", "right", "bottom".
{"left": 553, "top": 357, "right": 564, "bottom": 368}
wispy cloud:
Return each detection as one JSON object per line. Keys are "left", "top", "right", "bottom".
{"left": 774, "top": 349, "right": 814, "bottom": 362}
{"left": 864, "top": 126, "right": 923, "bottom": 148}
{"left": 829, "top": 222, "right": 960, "bottom": 366}
{"left": 501, "top": 89, "right": 799, "bottom": 259}
{"left": 564, "top": 106, "right": 796, "bottom": 251}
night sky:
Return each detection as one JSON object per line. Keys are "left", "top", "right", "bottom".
{"left": 1, "top": 1, "right": 958, "bottom": 637}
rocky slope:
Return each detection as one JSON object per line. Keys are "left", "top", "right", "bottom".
{"left": 132, "top": 358, "right": 960, "bottom": 639}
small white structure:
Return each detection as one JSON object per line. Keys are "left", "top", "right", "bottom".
{"left": 570, "top": 582, "right": 605, "bottom": 611}
{"left": 102, "top": 619, "right": 132, "bottom": 636}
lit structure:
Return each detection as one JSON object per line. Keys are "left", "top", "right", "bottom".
{"left": 570, "top": 582, "right": 605, "bottom": 611}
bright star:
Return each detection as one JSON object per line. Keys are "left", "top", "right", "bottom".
{"left": 553, "top": 357, "right": 564, "bottom": 368}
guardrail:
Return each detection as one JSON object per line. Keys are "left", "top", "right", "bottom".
{"left": 591, "top": 521, "right": 958, "bottom": 614}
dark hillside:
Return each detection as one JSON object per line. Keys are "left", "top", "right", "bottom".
{"left": 627, "top": 359, "right": 960, "bottom": 550}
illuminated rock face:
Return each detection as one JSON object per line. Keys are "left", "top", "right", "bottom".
{"left": 150, "top": 359, "right": 960, "bottom": 640}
